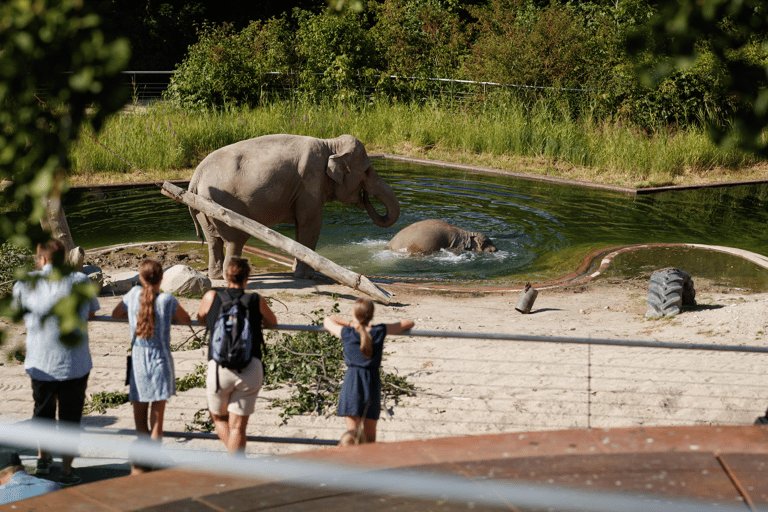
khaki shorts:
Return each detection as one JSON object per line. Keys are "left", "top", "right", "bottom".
{"left": 206, "top": 358, "right": 263, "bottom": 417}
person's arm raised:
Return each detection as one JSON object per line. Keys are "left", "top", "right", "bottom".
{"left": 322, "top": 316, "right": 348, "bottom": 338}
{"left": 173, "top": 304, "right": 192, "bottom": 325}
{"left": 386, "top": 319, "right": 415, "bottom": 335}
{"left": 111, "top": 302, "right": 128, "bottom": 320}
{"left": 196, "top": 289, "right": 216, "bottom": 325}
{"left": 260, "top": 296, "right": 277, "bottom": 329}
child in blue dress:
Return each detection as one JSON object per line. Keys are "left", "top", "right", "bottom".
{"left": 111, "top": 259, "right": 191, "bottom": 472}
{"left": 323, "top": 298, "right": 414, "bottom": 443}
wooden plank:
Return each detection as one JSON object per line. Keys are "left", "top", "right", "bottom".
{"left": 160, "top": 181, "right": 392, "bottom": 304}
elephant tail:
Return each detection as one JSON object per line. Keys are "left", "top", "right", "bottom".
{"left": 189, "top": 206, "right": 203, "bottom": 243}
{"left": 187, "top": 173, "right": 203, "bottom": 243}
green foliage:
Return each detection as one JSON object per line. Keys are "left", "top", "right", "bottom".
{"left": 83, "top": 391, "right": 129, "bottom": 415}
{"left": 466, "top": 0, "right": 617, "bottom": 89}
{"left": 370, "top": 0, "right": 469, "bottom": 79}
{"left": 263, "top": 302, "right": 415, "bottom": 419}
{"left": 164, "top": 19, "right": 296, "bottom": 109}
{"left": 628, "top": 0, "right": 768, "bottom": 154}
{"left": 0, "top": 242, "right": 33, "bottom": 295}
{"left": 176, "top": 363, "right": 207, "bottom": 392}
{"left": 294, "top": 9, "right": 380, "bottom": 100}
{"left": 69, "top": 98, "right": 761, "bottom": 186}
{"left": 185, "top": 408, "right": 214, "bottom": 433}
{"left": 0, "top": 0, "right": 129, "bottom": 347}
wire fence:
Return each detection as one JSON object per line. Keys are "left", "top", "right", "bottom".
{"left": 117, "top": 71, "right": 592, "bottom": 104}
{"left": 1, "top": 320, "right": 765, "bottom": 509}
{"left": 86, "top": 318, "right": 768, "bottom": 436}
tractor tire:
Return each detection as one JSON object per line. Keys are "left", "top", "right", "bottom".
{"left": 645, "top": 268, "right": 696, "bottom": 318}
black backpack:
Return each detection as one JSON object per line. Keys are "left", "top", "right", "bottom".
{"left": 207, "top": 289, "right": 267, "bottom": 391}
{"left": 210, "top": 291, "right": 253, "bottom": 372}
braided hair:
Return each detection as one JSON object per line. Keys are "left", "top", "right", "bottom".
{"left": 135, "top": 259, "right": 162, "bottom": 339}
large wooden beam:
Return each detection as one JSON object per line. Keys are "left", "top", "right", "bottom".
{"left": 161, "top": 181, "right": 392, "bottom": 304}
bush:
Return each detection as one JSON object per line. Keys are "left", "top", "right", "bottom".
{"left": 0, "top": 243, "right": 34, "bottom": 295}
{"left": 164, "top": 18, "right": 295, "bottom": 109}
{"left": 293, "top": 9, "right": 380, "bottom": 100}
{"left": 466, "top": 1, "right": 612, "bottom": 90}
{"left": 600, "top": 45, "right": 737, "bottom": 129}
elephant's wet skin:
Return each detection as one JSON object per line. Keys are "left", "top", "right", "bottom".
{"left": 386, "top": 219, "right": 497, "bottom": 255}
{"left": 187, "top": 134, "right": 400, "bottom": 279}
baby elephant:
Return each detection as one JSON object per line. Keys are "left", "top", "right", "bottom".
{"left": 386, "top": 219, "right": 497, "bottom": 255}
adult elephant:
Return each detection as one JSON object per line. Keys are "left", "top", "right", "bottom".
{"left": 188, "top": 134, "right": 400, "bottom": 279}
{"left": 386, "top": 219, "right": 497, "bottom": 255}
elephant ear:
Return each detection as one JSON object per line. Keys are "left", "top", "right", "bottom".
{"left": 327, "top": 153, "right": 350, "bottom": 184}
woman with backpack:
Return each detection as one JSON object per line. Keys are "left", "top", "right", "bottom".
{"left": 196, "top": 257, "right": 277, "bottom": 454}
{"left": 111, "top": 259, "right": 192, "bottom": 474}
{"left": 323, "top": 298, "right": 414, "bottom": 443}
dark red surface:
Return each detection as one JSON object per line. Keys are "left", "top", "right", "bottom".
{"left": 10, "top": 426, "right": 768, "bottom": 511}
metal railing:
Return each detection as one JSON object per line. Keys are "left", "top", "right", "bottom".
{"left": 91, "top": 316, "right": 768, "bottom": 355}
{"left": 90, "top": 315, "right": 768, "bottom": 437}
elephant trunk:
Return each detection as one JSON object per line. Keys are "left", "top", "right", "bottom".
{"left": 362, "top": 181, "right": 399, "bottom": 228}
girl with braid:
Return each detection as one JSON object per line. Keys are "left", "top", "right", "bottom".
{"left": 323, "top": 298, "right": 414, "bottom": 443}
{"left": 112, "top": 259, "right": 190, "bottom": 472}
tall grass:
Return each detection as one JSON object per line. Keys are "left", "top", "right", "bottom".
{"left": 69, "top": 97, "right": 762, "bottom": 187}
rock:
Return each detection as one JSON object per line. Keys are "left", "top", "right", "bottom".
{"left": 102, "top": 271, "right": 140, "bottom": 295}
{"left": 67, "top": 246, "right": 85, "bottom": 271}
{"left": 161, "top": 265, "right": 211, "bottom": 296}
{"left": 82, "top": 264, "right": 104, "bottom": 292}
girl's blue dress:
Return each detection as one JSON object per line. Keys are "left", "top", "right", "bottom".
{"left": 337, "top": 324, "right": 386, "bottom": 420}
{"left": 122, "top": 286, "right": 179, "bottom": 402}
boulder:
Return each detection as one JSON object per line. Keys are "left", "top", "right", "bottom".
{"left": 102, "top": 271, "right": 140, "bottom": 295}
{"left": 81, "top": 264, "right": 104, "bottom": 292}
{"left": 67, "top": 246, "right": 85, "bottom": 271}
{"left": 161, "top": 265, "right": 211, "bottom": 296}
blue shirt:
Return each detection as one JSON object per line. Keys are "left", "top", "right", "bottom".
{"left": 0, "top": 471, "right": 61, "bottom": 505}
{"left": 12, "top": 264, "right": 100, "bottom": 381}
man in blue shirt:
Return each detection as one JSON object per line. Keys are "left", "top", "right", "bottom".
{"left": 0, "top": 450, "right": 60, "bottom": 505}
{"left": 12, "top": 239, "right": 100, "bottom": 487}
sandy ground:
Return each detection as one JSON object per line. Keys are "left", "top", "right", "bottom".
{"left": 2, "top": 253, "right": 768, "bottom": 458}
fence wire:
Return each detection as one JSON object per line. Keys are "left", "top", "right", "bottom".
{"left": 86, "top": 318, "right": 768, "bottom": 434}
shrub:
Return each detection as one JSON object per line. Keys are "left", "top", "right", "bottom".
{"left": 0, "top": 242, "right": 33, "bottom": 295}
{"left": 466, "top": 0, "right": 610, "bottom": 90}
{"left": 164, "top": 18, "right": 295, "bottom": 109}
{"left": 293, "top": 9, "right": 380, "bottom": 100}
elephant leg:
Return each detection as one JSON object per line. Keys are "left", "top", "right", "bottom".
{"left": 198, "top": 214, "right": 225, "bottom": 279}
{"left": 207, "top": 236, "right": 225, "bottom": 279}
{"left": 222, "top": 232, "right": 248, "bottom": 278}
{"left": 293, "top": 216, "right": 322, "bottom": 279}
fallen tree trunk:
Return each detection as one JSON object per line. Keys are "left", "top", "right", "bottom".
{"left": 161, "top": 181, "right": 392, "bottom": 304}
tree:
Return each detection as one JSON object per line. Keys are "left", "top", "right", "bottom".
{"left": 629, "top": 0, "right": 768, "bottom": 155}
{"left": 0, "top": 0, "right": 130, "bottom": 345}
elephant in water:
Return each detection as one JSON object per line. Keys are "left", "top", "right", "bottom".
{"left": 188, "top": 134, "right": 400, "bottom": 279}
{"left": 386, "top": 219, "right": 497, "bottom": 255}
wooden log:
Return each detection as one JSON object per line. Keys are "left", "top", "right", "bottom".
{"left": 41, "top": 196, "right": 85, "bottom": 271}
{"left": 161, "top": 181, "right": 392, "bottom": 304}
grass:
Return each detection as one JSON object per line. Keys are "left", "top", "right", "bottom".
{"left": 67, "top": 98, "right": 767, "bottom": 189}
